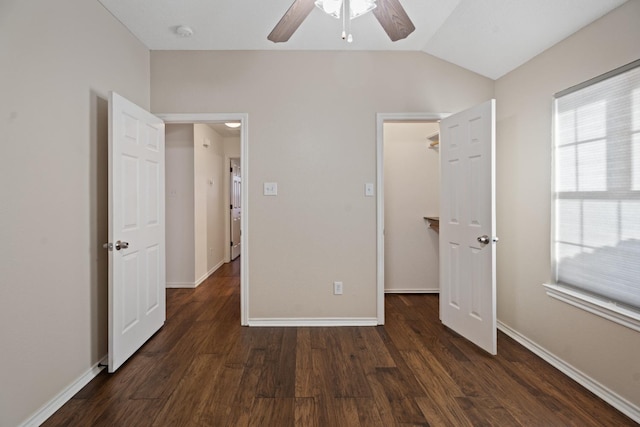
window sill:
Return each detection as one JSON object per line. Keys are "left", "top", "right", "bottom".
{"left": 543, "top": 283, "right": 640, "bottom": 333}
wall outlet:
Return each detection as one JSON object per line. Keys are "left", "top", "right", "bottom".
{"left": 333, "top": 281, "right": 343, "bottom": 295}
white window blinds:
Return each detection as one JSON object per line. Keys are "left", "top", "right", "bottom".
{"left": 553, "top": 59, "right": 640, "bottom": 310}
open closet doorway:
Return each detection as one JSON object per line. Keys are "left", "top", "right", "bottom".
{"left": 160, "top": 114, "right": 249, "bottom": 326}
{"left": 375, "top": 113, "right": 448, "bottom": 323}
{"left": 383, "top": 121, "right": 441, "bottom": 294}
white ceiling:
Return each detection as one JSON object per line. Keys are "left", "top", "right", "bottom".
{"left": 98, "top": 0, "right": 627, "bottom": 80}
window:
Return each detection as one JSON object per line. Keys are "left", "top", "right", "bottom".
{"left": 546, "top": 60, "right": 640, "bottom": 331}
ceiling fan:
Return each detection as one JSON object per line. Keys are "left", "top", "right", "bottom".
{"left": 268, "top": 0, "right": 415, "bottom": 44}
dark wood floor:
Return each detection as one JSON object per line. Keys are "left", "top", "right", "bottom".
{"left": 44, "top": 258, "right": 636, "bottom": 426}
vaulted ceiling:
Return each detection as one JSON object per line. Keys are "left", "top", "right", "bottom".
{"left": 98, "top": 0, "right": 627, "bottom": 79}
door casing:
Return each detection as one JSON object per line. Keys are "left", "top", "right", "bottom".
{"left": 375, "top": 113, "right": 449, "bottom": 324}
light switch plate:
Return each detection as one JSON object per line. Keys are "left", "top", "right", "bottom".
{"left": 365, "top": 183, "right": 375, "bottom": 197}
{"left": 264, "top": 182, "right": 278, "bottom": 196}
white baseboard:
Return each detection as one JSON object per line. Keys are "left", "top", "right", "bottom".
{"left": 18, "top": 356, "right": 107, "bottom": 427}
{"left": 248, "top": 317, "right": 378, "bottom": 327}
{"left": 497, "top": 321, "right": 640, "bottom": 423}
{"left": 194, "top": 260, "right": 224, "bottom": 287}
{"left": 166, "top": 282, "right": 197, "bottom": 289}
{"left": 166, "top": 260, "right": 225, "bottom": 289}
{"left": 384, "top": 289, "right": 439, "bottom": 294}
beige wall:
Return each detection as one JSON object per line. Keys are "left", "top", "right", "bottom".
{"left": 194, "top": 124, "right": 226, "bottom": 277}
{"left": 151, "top": 51, "right": 494, "bottom": 319}
{"left": 166, "top": 124, "right": 228, "bottom": 286}
{"left": 384, "top": 122, "right": 440, "bottom": 292}
{"left": 166, "top": 124, "right": 196, "bottom": 285}
{"left": 0, "top": 0, "right": 150, "bottom": 425}
{"left": 495, "top": 0, "right": 640, "bottom": 408}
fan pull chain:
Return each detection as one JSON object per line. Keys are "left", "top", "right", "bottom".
{"left": 341, "top": 0, "right": 353, "bottom": 43}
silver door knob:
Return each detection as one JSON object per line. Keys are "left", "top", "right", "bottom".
{"left": 115, "top": 240, "right": 129, "bottom": 250}
{"left": 477, "top": 235, "right": 490, "bottom": 244}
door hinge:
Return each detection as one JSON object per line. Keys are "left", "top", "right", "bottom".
{"left": 230, "top": 204, "right": 233, "bottom": 210}
{"left": 230, "top": 167, "right": 233, "bottom": 173}
{"left": 230, "top": 241, "right": 233, "bottom": 247}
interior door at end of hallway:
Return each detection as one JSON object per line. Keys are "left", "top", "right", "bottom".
{"left": 230, "top": 159, "right": 241, "bottom": 260}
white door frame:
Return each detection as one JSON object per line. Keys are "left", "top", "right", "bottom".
{"left": 376, "top": 112, "right": 449, "bottom": 324}
{"left": 157, "top": 113, "right": 249, "bottom": 326}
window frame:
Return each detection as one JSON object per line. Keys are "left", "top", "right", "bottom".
{"left": 546, "top": 59, "right": 640, "bottom": 332}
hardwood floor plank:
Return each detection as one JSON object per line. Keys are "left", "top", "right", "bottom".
{"left": 255, "top": 328, "right": 297, "bottom": 398}
{"left": 225, "top": 348, "right": 266, "bottom": 427}
{"left": 454, "top": 394, "right": 523, "bottom": 427}
{"left": 354, "top": 397, "right": 388, "bottom": 427}
{"left": 248, "top": 397, "right": 295, "bottom": 427}
{"left": 295, "top": 397, "right": 320, "bottom": 427}
{"left": 295, "top": 328, "right": 315, "bottom": 398}
{"left": 90, "top": 398, "right": 165, "bottom": 427}
{"left": 324, "top": 397, "right": 362, "bottom": 427}
{"left": 151, "top": 353, "right": 225, "bottom": 426}
{"left": 323, "top": 328, "right": 372, "bottom": 398}
{"left": 401, "top": 350, "right": 473, "bottom": 426}
{"left": 198, "top": 365, "right": 245, "bottom": 425}
{"left": 130, "top": 342, "right": 203, "bottom": 399}
{"left": 43, "top": 261, "right": 636, "bottom": 426}
{"left": 353, "top": 326, "right": 397, "bottom": 373}
{"left": 373, "top": 367, "right": 428, "bottom": 424}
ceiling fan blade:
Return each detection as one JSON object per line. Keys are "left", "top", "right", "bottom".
{"left": 268, "top": 0, "right": 316, "bottom": 43}
{"left": 372, "top": 0, "right": 415, "bottom": 42}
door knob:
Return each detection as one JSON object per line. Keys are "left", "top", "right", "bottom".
{"left": 477, "top": 235, "right": 498, "bottom": 244}
{"left": 115, "top": 240, "right": 129, "bottom": 250}
{"left": 477, "top": 235, "right": 490, "bottom": 244}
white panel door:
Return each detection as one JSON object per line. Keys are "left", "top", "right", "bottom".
{"left": 439, "top": 99, "right": 497, "bottom": 355}
{"left": 230, "top": 158, "right": 241, "bottom": 260}
{"left": 108, "top": 92, "right": 165, "bottom": 372}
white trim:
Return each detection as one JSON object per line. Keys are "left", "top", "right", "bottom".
{"left": 157, "top": 113, "right": 249, "bottom": 325}
{"left": 248, "top": 318, "right": 378, "bottom": 327}
{"left": 375, "top": 112, "right": 450, "bottom": 326}
{"left": 543, "top": 283, "right": 640, "bottom": 333}
{"left": 497, "top": 321, "right": 640, "bottom": 423}
{"left": 166, "top": 282, "right": 197, "bottom": 289}
{"left": 194, "top": 259, "right": 225, "bottom": 287}
{"left": 18, "top": 357, "right": 107, "bottom": 427}
{"left": 384, "top": 289, "right": 439, "bottom": 294}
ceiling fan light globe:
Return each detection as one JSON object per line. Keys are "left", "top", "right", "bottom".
{"left": 315, "top": 0, "right": 342, "bottom": 19}
{"left": 350, "top": 0, "right": 376, "bottom": 19}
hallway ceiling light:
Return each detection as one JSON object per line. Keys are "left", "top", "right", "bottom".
{"left": 225, "top": 122, "right": 241, "bottom": 128}
{"left": 175, "top": 25, "right": 194, "bottom": 37}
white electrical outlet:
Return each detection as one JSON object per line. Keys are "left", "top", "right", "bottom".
{"left": 334, "top": 281, "right": 343, "bottom": 295}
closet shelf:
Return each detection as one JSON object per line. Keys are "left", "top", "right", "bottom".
{"left": 424, "top": 216, "right": 440, "bottom": 232}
